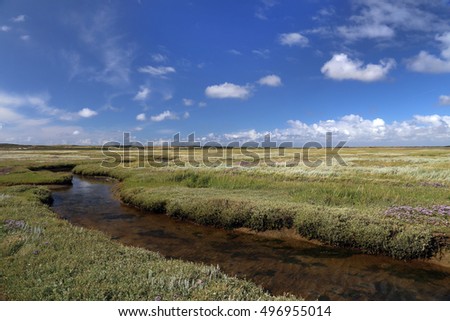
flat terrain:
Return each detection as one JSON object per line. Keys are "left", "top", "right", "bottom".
{"left": 1, "top": 146, "right": 449, "bottom": 299}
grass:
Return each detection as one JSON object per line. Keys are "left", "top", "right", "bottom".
{"left": 1, "top": 146, "right": 450, "bottom": 300}
{"left": 71, "top": 146, "right": 450, "bottom": 260}
{"left": 0, "top": 185, "right": 288, "bottom": 300}
{"left": 0, "top": 166, "right": 73, "bottom": 186}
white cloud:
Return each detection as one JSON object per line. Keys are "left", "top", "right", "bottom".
{"left": 439, "top": 95, "right": 450, "bottom": 106}
{"left": 0, "top": 92, "right": 25, "bottom": 107}
{"left": 228, "top": 49, "right": 242, "bottom": 55}
{"left": 335, "top": 0, "right": 450, "bottom": 42}
{"left": 133, "top": 86, "right": 151, "bottom": 101}
{"left": 414, "top": 114, "right": 448, "bottom": 127}
{"left": 0, "top": 106, "right": 23, "bottom": 123}
{"left": 211, "top": 114, "right": 450, "bottom": 146}
{"left": 20, "top": 35, "right": 30, "bottom": 41}
{"left": 258, "top": 74, "right": 282, "bottom": 87}
{"left": 198, "top": 102, "right": 207, "bottom": 107}
{"left": 0, "top": 91, "right": 123, "bottom": 144}
{"left": 407, "top": 32, "right": 450, "bottom": 73}
{"left": 78, "top": 108, "right": 98, "bottom": 118}
{"left": 1, "top": 25, "right": 11, "bottom": 32}
{"left": 136, "top": 113, "right": 146, "bottom": 121}
{"left": 0, "top": 91, "right": 82, "bottom": 121}
{"left": 252, "top": 49, "right": 270, "bottom": 59}
{"left": 224, "top": 129, "right": 260, "bottom": 141}
{"left": 0, "top": 92, "right": 62, "bottom": 139}
{"left": 138, "top": 65, "right": 176, "bottom": 77}
{"left": 150, "top": 110, "right": 179, "bottom": 122}
{"left": 12, "top": 15, "right": 26, "bottom": 22}
{"left": 67, "top": 7, "right": 134, "bottom": 87}
{"left": 337, "top": 24, "right": 394, "bottom": 41}
{"left": 313, "top": 7, "right": 335, "bottom": 21}
{"left": 151, "top": 53, "right": 167, "bottom": 62}
{"left": 183, "top": 111, "right": 190, "bottom": 119}
{"left": 255, "top": 0, "right": 277, "bottom": 20}
{"left": 321, "top": 53, "right": 395, "bottom": 82}
{"left": 182, "top": 98, "right": 194, "bottom": 106}
{"left": 278, "top": 33, "right": 309, "bottom": 47}
{"left": 205, "top": 82, "right": 252, "bottom": 99}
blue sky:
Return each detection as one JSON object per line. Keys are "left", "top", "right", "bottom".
{"left": 1, "top": 0, "right": 450, "bottom": 146}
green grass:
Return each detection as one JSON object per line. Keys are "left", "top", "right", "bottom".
{"left": 71, "top": 151, "right": 450, "bottom": 260}
{"left": 1, "top": 146, "right": 449, "bottom": 301}
{"left": 0, "top": 185, "right": 289, "bottom": 300}
{"left": 0, "top": 166, "right": 73, "bottom": 186}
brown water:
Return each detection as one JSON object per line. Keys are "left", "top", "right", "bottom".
{"left": 50, "top": 176, "right": 450, "bottom": 300}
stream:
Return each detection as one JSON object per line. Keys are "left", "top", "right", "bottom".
{"left": 50, "top": 176, "right": 450, "bottom": 300}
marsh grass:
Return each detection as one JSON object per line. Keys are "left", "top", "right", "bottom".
{"left": 0, "top": 168, "right": 72, "bottom": 186}
{"left": 0, "top": 186, "right": 287, "bottom": 300}
{"left": 69, "top": 146, "right": 450, "bottom": 260}
{"left": 1, "top": 146, "right": 450, "bottom": 300}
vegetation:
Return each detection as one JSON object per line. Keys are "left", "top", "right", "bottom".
{"left": 72, "top": 147, "right": 450, "bottom": 260}
{"left": 0, "top": 185, "right": 286, "bottom": 300}
{"left": 1, "top": 146, "right": 449, "bottom": 300}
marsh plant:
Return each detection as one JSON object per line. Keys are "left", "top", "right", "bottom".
{"left": 1, "top": 145, "right": 450, "bottom": 300}
{"left": 385, "top": 205, "right": 450, "bottom": 226}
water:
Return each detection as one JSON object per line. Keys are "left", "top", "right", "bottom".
{"left": 50, "top": 176, "right": 450, "bottom": 300}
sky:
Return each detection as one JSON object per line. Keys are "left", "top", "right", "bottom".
{"left": 1, "top": 0, "right": 450, "bottom": 146}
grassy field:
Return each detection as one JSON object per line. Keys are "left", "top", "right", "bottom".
{"left": 73, "top": 146, "right": 450, "bottom": 259}
{"left": 1, "top": 146, "right": 449, "bottom": 299}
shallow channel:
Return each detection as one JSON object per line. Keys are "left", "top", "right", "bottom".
{"left": 50, "top": 176, "right": 450, "bottom": 300}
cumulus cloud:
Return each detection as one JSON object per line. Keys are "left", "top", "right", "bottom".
{"left": 207, "top": 114, "right": 450, "bottom": 146}
{"left": 407, "top": 32, "right": 450, "bottom": 73}
{"left": 205, "top": 82, "right": 252, "bottom": 99}
{"left": 133, "top": 86, "right": 151, "bottom": 101}
{"left": 183, "top": 111, "right": 190, "bottom": 119}
{"left": 1, "top": 25, "right": 11, "bottom": 32}
{"left": 78, "top": 108, "right": 98, "bottom": 118}
{"left": 224, "top": 129, "right": 260, "bottom": 141}
{"left": 439, "top": 95, "right": 450, "bottom": 106}
{"left": 136, "top": 113, "right": 146, "bottom": 121}
{"left": 20, "top": 35, "right": 30, "bottom": 41}
{"left": 278, "top": 32, "right": 309, "bottom": 47}
{"left": 138, "top": 65, "right": 176, "bottom": 77}
{"left": 413, "top": 114, "right": 448, "bottom": 127}
{"left": 258, "top": 74, "right": 282, "bottom": 87}
{"left": 150, "top": 110, "right": 179, "bottom": 122}
{"left": 321, "top": 53, "right": 395, "bottom": 82}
